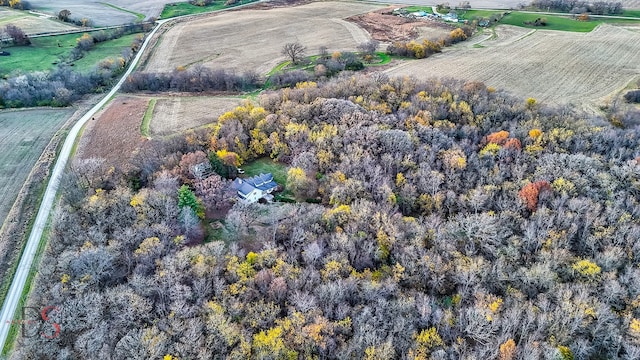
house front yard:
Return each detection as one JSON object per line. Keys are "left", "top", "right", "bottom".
{"left": 241, "top": 158, "right": 288, "bottom": 190}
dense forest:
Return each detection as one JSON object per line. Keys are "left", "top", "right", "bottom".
{"left": 14, "top": 74, "right": 640, "bottom": 359}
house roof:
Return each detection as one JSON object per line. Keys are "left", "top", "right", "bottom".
{"left": 245, "top": 173, "right": 277, "bottom": 191}
{"left": 231, "top": 178, "right": 243, "bottom": 190}
{"left": 238, "top": 182, "right": 257, "bottom": 197}
{"left": 231, "top": 173, "right": 278, "bottom": 200}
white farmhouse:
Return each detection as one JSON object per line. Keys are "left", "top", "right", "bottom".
{"left": 231, "top": 173, "right": 278, "bottom": 204}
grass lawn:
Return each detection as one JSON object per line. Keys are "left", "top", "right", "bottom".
{"left": 622, "top": 9, "right": 640, "bottom": 18}
{"left": 161, "top": 1, "right": 226, "bottom": 18}
{"left": 501, "top": 12, "right": 601, "bottom": 32}
{"left": 0, "top": 33, "right": 78, "bottom": 75}
{"left": 242, "top": 158, "right": 288, "bottom": 186}
{"left": 402, "top": 6, "right": 434, "bottom": 14}
{"left": 160, "top": 0, "right": 259, "bottom": 19}
{"left": 368, "top": 52, "right": 391, "bottom": 66}
{"left": 242, "top": 158, "right": 289, "bottom": 193}
{"left": 0, "top": 32, "right": 141, "bottom": 75}
{"left": 462, "top": 9, "right": 505, "bottom": 19}
{"left": 73, "top": 34, "right": 141, "bottom": 72}
{"left": 461, "top": 9, "right": 639, "bottom": 32}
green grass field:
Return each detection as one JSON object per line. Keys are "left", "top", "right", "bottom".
{"left": 160, "top": 0, "right": 259, "bottom": 19}
{"left": 461, "top": 9, "right": 640, "bottom": 32}
{"left": 464, "top": 10, "right": 606, "bottom": 32}
{"left": 622, "top": 9, "right": 640, "bottom": 18}
{"left": 500, "top": 12, "right": 601, "bottom": 31}
{"left": 242, "top": 158, "right": 288, "bottom": 191}
{"left": 73, "top": 34, "right": 140, "bottom": 71}
{"left": 463, "top": 9, "right": 505, "bottom": 19}
{"left": 0, "top": 33, "right": 140, "bottom": 75}
{"left": 161, "top": 1, "right": 226, "bottom": 18}
{"left": 401, "top": 6, "right": 434, "bottom": 14}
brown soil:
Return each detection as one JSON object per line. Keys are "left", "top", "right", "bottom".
{"left": 347, "top": 7, "right": 454, "bottom": 42}
{"left": 75, "top": 96, "right": 148, "bottom": 172}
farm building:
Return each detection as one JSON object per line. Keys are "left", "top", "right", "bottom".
{"left": 231, "top": 173, "right": 278, "bottom": 204}
{"left": 190, "top": 161, "right": 213, "bottom": 180}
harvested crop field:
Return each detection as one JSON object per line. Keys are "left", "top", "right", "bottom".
{"left": 75, "top": 96, "right": 147, "bottom": 171}
{"left": 0, "top": 108, "right": 73, "bottom": 226}
{"left": 386, "top": 24, "right": 640, "bottom": 108}
{"left": 0, "top": 8, "right": 76, "bottom": 33}
{"left": 150, "top": 96, "right": 240, "bottom": 136}
{"left": 25, "top": 0, "right": 152, "bottom": 26}
{"left": 143, "top": 1, "right": 382, "bottom": 74}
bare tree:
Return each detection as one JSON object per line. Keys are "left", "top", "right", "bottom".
{"left": 5, "top": 24, "right": 30, "bottom": 46}
{"left": 281, "top": 42, "right": 306, "bottom": 65}
{"left": 58, "top": 9, "right": 71, "bottom": 22}
{"left": 357, "top": 40, "right": 379, "bottom": 56}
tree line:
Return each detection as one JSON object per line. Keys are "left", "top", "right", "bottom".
{"left": 121, "top": 65, "right": 261, "bottom": 93}
{"left": 13, "top": 73, "right": 640, "bottom": 359}
{"left": 528, "top": 0, "right": 623, "bottom": 14}
{"left": 387, "top": 27, "right": 473, "bottom": 59}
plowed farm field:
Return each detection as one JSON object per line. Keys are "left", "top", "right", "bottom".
{"left": 142, "top": 1, "right": 382, "bottom": 74}
{"left": 386, "top": 24, "right": 640, "bottom": 108}
{"left": 150, "top": 96, "right": 240, "bottom": 136}
{"left": 75, "top": 96, "right": 147, "bottom": 171}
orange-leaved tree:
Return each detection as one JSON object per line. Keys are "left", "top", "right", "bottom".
{"left": 518, "top": 181, "right": 551, "bottom": 211}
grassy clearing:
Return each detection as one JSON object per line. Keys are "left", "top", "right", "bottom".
{"left": 73, "top": 33, "right": 141, "bottom": 72}
{"left": 501, "top": 12, "right": 602, "bottom": 31}
{"left": 462, "top": 10, "right": 600, "bottom": 31}
{"left": 161, "top": 1, "right": 225, "bottom": 18}
{"left": 0, "top": 33, "right": 78, "bottom": 75}
{"left": 101, "top": 2, "right": 146, "bottom": 21}
{"left": 242, "top": 158, "right": 288, "bottom": 190}
{"left": 622, "top": 9, "right": 640, "bottom": 18}
{"left": 206, "top": 220, "right": 226, "bottom": 242}
{"left": 463, "top": 9, "right": 505, "bottom": 19}
{"left": 160, "top": 0, "right": 259, "bottom": 19}
{"left": 266, "top": 52, "right": 390, "bottom": 87}
{"left": 461, "top": 10, "right": 640, "bottom": 32}
{"left": 267, "top": 60, "right": 291, "bottom": 77}
{"left": 368, "top": 52, "right": 391, "bottom": 65}
{"left": 402, "top": 6, "right": 434, "bottom": 14}
{"left": 0, "top": 32, "right": 141, "bottom": 75}
{"left": 141, "top": 98, "right": 157, "bottom": 137}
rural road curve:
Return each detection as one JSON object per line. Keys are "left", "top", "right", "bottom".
{"left": 0, "top": 0, "right": 266, "bottom": 352}
{"left": 0, "top": 16, "right": 168, "bottom": 352}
